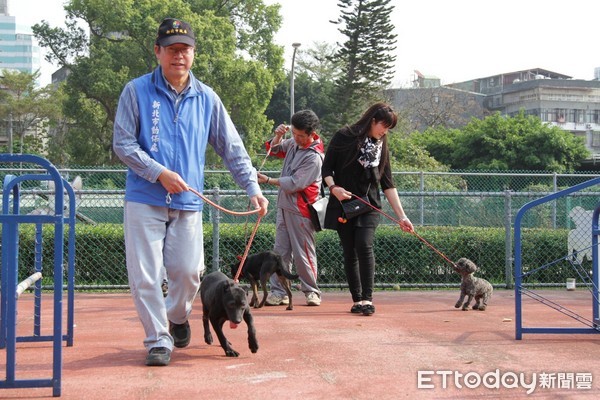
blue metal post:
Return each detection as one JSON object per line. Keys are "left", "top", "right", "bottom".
{"left": 514, "top": 176, "right": 600, "bottom": 339}
{"left": 0, "top": 154, "right": 75, "bottom": 397}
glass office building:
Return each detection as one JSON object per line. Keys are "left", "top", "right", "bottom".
{"left": 0, "top": 0, "right": 42, "bottom": 77}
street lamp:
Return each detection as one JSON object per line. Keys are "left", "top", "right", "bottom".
{"left": 8, "top": 112, "right": 12, "bottom": 155}
{"left": 290, "top": 42, "right": 301, "bottom": 124}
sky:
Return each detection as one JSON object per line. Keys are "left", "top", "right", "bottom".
{"left": 12, "top": 0, "right": 600, "bottom": 87}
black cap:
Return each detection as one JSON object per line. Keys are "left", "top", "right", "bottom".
{"left": 156, "top": 18, "right": 195, "bottom": 47}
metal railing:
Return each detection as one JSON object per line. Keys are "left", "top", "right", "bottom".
{"left": 1, "top": 166, "right": 599, "bottom": 290}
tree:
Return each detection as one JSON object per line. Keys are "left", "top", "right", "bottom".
{"left": 409, "top": 126, "right": 461, "bottom": 168}
{"left": 296, "top": 42, "right": 340, "bottom": 84}
{"left": 0, "top": 70, "right": 62, "bottom": 155}
{"left": 330, "top": 0, "right": 397, "bottom": 123}
{"left": 32, "top": 0, "right": 285, "bottom": 165}
{"left": 387, "top": 87, "right": 489, "bottom": 132}
{"left": 412, "top": 111, "right": 590, "bottom": 172}
{"left": 265, "top": 41, "right": 339, "bottom": 137}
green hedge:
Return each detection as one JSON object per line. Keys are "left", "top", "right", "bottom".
{"left": 15, "top": 224, "right": 128, "bottom": 286}
{"left": 8, "top": 223, "right": 575, "bottom": 288}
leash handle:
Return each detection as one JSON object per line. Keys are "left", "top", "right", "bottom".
{"left": 188, "top": 187, "right": 261, "bottom": 216}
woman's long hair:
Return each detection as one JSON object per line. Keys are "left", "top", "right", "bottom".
{"left": 338, "top": 102, "right": 398, "bottom": 174}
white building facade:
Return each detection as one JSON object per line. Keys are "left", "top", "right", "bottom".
{"left": 0, "top": 0, "right": 42, "bottom": 77}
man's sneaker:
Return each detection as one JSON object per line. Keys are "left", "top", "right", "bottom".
{"left": 145, "top": 347, "right": 171, "bottom": 366}
{"left": 306, "top": 292, "right": 321, "bottom": 306}
{"left": 169, "top": 320, "right": 191, "bottom": 348}
{"left": 265, "top": 293, "right": 289, "bottom": 306}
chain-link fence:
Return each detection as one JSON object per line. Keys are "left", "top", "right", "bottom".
{"left": 2, "top": 166, "right": 600, "bottom": 291}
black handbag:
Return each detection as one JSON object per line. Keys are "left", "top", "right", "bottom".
{"left": 301, "top": 185, "right": 327, "bottom": 232}
{"left": 341, "top": 195, "right": 372, "bottom": 220}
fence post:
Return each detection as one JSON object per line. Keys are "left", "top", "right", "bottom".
{"left": 211, "top": 187, "right": 220, "bottom": 273}
{"left": 552, "top": 172, "right": 558, "bottom": 229}
{"left": 504, "top": 189, "right": 514, "bottom": 289}
{"left": 419, "top": 171, "right": 424, "bottom": 225}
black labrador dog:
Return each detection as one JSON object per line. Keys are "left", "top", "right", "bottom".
{"left": 231, "top": 250, "right": 298, "bottom": 311}
{"left": 200, "top": 270, "right": 258, "bottom": 357}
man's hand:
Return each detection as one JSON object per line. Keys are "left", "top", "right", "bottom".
{"left": 273, "top": 124, "right": 289, "bottom": 138}
{"left": 257, "top": 172, "right": 269, "bottom": 184}
{"left": 157, "top": 169, "right": 189, "bottom": 193}
{"left": 250, "top": 194, "right": 269, "bottom": 217}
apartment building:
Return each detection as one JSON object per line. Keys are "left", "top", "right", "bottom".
{"left": 387, "top": 68, "right": 600, "bottom": 164}
{"left": 447, "top": 68, "right": 600, "bottom": 163}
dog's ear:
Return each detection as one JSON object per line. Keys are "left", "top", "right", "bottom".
{"left": 466, "top": 261, "right": 477, "bottom": 273}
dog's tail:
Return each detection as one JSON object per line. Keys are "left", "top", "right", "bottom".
{"left": 280, "top": 268, "right": 299, "bottom": 281}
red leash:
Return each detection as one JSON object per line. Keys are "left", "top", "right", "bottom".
{"left": 191, "top": 136, "right": 281, "bottom": 282}
{"left": 348, "top": 194, "right": 458, "bottom": 271}
{"left": 410, "top": 230, "right": 458, "bottom": 271}
{"left": 232, "top": 215, "right": 261, "bottom": 282}
{"left": 188, "top": 187, "right": 262, "bottom": 217}
{"left": 188, "top": 187, "right": 262, "bottom": 282}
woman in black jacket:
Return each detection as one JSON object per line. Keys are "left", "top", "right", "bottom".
{"left": 322, "top": 103, "right": 414, "bottom": 316}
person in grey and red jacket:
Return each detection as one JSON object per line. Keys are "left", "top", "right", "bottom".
{"left": 257, "top": 110, "right": 324, "bottom": 307}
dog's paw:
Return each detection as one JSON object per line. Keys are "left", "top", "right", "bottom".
{"left": 204, "top": 333, "right": 213, "bottom": 345}
{"left": 225, "top": 348, "right": 240, "bottom": 357}
{"left": 249, "top": 339, "right": 259, "bottom": 353}
{"left": 454, "top": 303, "right": 461, "bottom": 308}
{"left": 286, "top": 305, "right": 293, "bottom": 311}
{"left": 462, "top": 307, "right": 469, "bottom": 311}
{"left": 472, "top": 304, "right": 479, "bottom": 310}
{"left": 478, "top": 306, "right": 486, "bottom": 311}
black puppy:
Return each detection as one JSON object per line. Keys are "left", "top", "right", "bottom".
{"left": 200, "top": 270, "right": 258, "bottom": 357}
{"left": 231, "top": 250, "right": 298, "bottom": 311}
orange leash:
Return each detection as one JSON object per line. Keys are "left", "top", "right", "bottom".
{"left": 231, "top": 146, "right": 275, "bottom": 281}
{"left": 349, "top": 194, "right": 458, "bottom": 270}
{"left": 232, "top": 214, "right": 262, "bottom": 282}
{"left": 191, "top": 147, "right": 274, "bottom": 283}
{"left": 188, "top": 187, "right": 262, "bottom": 216}
{"left": 188, "top": 187, "right": 262, "bottom": 282}
{"left": 411, "top": 230, "right": 458, "bottom": 271}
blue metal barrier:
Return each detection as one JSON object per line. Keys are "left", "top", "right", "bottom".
{"left": 514, "top": 176, "right": 600, "bottom": 339}
{"left": 0, "top": 154, "right": 76, "bottom": 397}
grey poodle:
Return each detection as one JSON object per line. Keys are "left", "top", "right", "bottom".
{"left": 454, "top": 258, "right": 493, "bottom": 311}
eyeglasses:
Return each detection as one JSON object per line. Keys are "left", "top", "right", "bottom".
{"left": 163, "top": 46, "right": 195, "bottom": 56}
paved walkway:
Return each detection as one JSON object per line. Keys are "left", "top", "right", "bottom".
{"left": 2, "top": 289, "right": 600, "bottom": 399}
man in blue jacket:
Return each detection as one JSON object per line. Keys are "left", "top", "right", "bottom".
{"left": 113, "top": 18, "right": 268, "bottom": 366}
